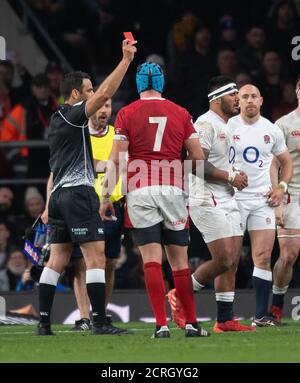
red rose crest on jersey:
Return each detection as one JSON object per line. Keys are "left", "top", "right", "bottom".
{"left": 218, "top": 133, "right": 226, "bottom": 140}
{"left": 233, "top": 135, "right": 240, "bottom": 141}
{"left": 264, "top": 135, "right": 271, "bottom": 144}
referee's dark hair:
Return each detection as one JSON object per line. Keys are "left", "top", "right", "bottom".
{"left": 60, "top": 71, "right": 91, "bottom": 99}
{"left": 207, "top": 76, "right": 235, "bottom": 94}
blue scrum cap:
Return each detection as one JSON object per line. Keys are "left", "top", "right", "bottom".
{"left": 136, "top": 62, "right": 164, "bottom": 94}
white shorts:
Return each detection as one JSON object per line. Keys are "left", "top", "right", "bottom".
{"left": 282, "top": 193, "right": 300, "bottom": 229}
{"left": 125, "top": 185, "right": 188, "bottom": 230}
{"left": 236, "top": 198, "right": 275, "bottom": 231}
{"left": 189, "top": 198, "right": 243, "bottom": 243}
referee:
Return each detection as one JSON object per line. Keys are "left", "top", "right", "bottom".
{"left": 37, "top": 39, "right": 137, "bottom": 335}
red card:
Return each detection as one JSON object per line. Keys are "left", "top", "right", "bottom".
{"left": 123, "top": 32, "right": 135, "bottom": 42}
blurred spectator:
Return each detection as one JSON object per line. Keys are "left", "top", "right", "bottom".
{"left": 27, "top": 0, "right": 65, "bottom": 59}
{"left": 272, "top": 81, "right": 297, "bottom": 121}
{"left": 0, "top": 78, "right": 12, "bottom": 126}
{"left": 167, "top": 11, "right": 199, "bottom": 82}
{"left": 0, "top": 58, "right": 31, "bottom": 105}
{"left": 1, "top": 74, "right": 58, "bottom": 178}
{"left": 237, "top": 25, "right": 266, "bottom": 77}
{"left": 218, "top": 15, "right": 239, "bottom": 49}
{"left": 255, "top": 50, "right": 288, "bottom": 119}
{"left": 16, "top": 264, "right": 35, "bottom": 291}
{"left": 175, "top": 25, "right": 216, "bottom": 116}
{"left": 145, "top": 54, "right": 166, "bottom": 71}
{"left": 167, "top": 11, "right": 199, "bottom": 56}
{"left": 0, "top": 247, "right": 28, "bottom": 291}
{"left": 0, "top": 150, "right": 13, "bottom": 178}
{"left": 0, "top": 219, "right": 14, "bottom": 270}
{"left": 0, "top": 187, "right": 14, "bottom": 221}
{"left": 15, "top": 187, "right": 44, "bottom": 243}
{"left": 24, "top": 186, "right": 45, "bottom": 220}
{"left": 235, "top": 71, "right": 252, "bottom": 89}
{"left": 45, "top": 61, "right": 64, "bottom": 104}
{"left": 268, "top": 0, "right": 300, "bottom": 74}
{"left": 216, "top": 47, "right": 238, "bottom": 78}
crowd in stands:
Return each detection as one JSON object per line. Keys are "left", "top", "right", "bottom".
{"left": 0, "top": 0, "right": 300, "bottom": 291}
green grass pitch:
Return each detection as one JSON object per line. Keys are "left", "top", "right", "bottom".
{"left": 1, "top": 320, "right": 300, "bottom": 363}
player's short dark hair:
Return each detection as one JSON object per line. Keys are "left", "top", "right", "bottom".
{"left": 60, "top": 71, "right": 91, "bottom": 99}
{"left": 207, "top": 76, "right": 235, "bottom": 94}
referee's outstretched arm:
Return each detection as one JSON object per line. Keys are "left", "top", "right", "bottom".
{"left": 86, "top": 39, "right": 137, "bottom": 117}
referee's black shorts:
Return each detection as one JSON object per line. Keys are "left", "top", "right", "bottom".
{"left": 48, "top": 185, "right": 104, "bottom": 244}
{"left": 71, "top": 202, "right": 124, "bottom": 259}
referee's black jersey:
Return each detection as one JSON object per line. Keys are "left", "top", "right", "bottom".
{"left": 48, "top": 101, "right": 95, "bottom": 192}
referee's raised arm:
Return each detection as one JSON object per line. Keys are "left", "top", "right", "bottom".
{"left": 86, "top": 39, "right": 137, "bottom": 117}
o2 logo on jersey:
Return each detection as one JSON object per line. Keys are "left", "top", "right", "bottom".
{"left": 230, "top": 145, "right": 263, "bottom": 167}
{"left": 243, "top": 146, "right": 259, "bottom": 163}
{"left": 291, "top": 36, "right": 300, "bottom": 61}
{"left": 229, "top": 146, "right": 236, "bottom": 164}
{"left": 243, "top": 146, "right": 263, "bottom": 167}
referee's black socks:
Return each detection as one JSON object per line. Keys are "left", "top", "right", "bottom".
{"left": 86, "top": 269, "right": 106, "bottom": 325}
{"left": 39, "top": 267, "right": 60, "bottom": 324}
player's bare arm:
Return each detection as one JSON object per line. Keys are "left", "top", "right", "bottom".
{"left": 185, "top": 139, "right": 247, "bottom": 189}
{"left": 86, "top": 39, "right": 137, "bottom": 117}
{"left": 100, "top": 139, "right": 129, "bottom": 221}
{"left": 184, "top": 137, "right": 205, "bottom": 169}
{"left": 267, "top": 151, "right": 293, "bottom": 207}
{"left": 199, "top": 147, "right": 248, "bottom": 190}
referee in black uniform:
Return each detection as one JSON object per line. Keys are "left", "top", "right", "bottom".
{"left": 37, "top": 39, "right": 137, "bottom": 335}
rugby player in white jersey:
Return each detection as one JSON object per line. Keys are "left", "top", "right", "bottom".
{"left": 269, "top": 77, "right": 300, "bottom": 323}
{"left": 168, "top": 76, "right": 254, "bottom": 332}
{"left": 228, "top": 84, "right": 293, "bottom": 327}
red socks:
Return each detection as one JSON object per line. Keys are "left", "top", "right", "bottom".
{"left": 143, "top": 263, "right": 197, "bottom": 326}
{"left": 173, "top": 268, "right": 197, "bottom": 324}
{"left": 144, "top": 262, "right": 167, "bottom": 326}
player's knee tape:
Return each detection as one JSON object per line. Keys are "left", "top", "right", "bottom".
{"left": 162, "top": 229, "right": 190, "bottom": 246}
{"left": 131, "top": 223, "right": 161, "bottom": 246}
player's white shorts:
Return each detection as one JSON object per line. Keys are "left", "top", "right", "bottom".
{"left": 189, "top": 198, "right": 243, "bottom": 243}
{"left": 282, "top": 193, "right": 300, "bottom": 229}
{"left": 236, "top": 198, "right": 275, "bottom": 231}
{"left": 125, "top": 185, "right": 188, "bottom": 230}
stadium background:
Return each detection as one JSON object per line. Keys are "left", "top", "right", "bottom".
{"left": 0, "top": 0, "right": 300, "bottom": 321}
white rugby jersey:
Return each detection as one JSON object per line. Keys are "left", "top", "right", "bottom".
{"left": 189, "top": 110, "right": 234, "bottom": 205}
{"left": 276, "top": 109, "right": 300, "bottom": 195}
{"left": 228, "top": 115, "right": 287, "bottom": 200}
